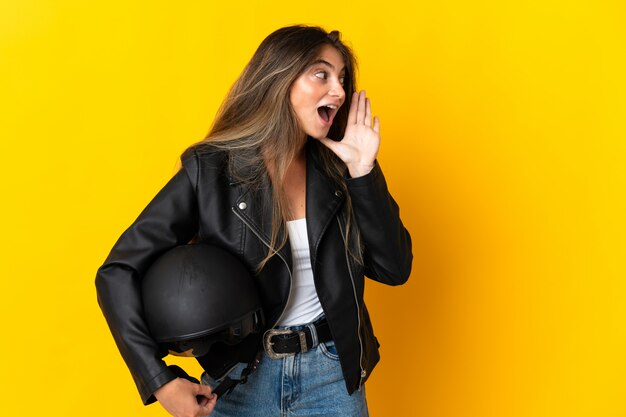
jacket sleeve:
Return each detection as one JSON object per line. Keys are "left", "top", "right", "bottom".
{"left": 345, "top": 160, "right": 413, "bottom": 285}
{"left": 95, "top": 153, "right": 200, "bottom": 405}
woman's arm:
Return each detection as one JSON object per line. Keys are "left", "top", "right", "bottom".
{"left": 317, "top": 90, "right": 413, "bottom": 285}
{"left": 346, "top": 161, "right": 413, "bottom": 285}
{"left": 95, "top": 154, "right": 200, "bottom": 405}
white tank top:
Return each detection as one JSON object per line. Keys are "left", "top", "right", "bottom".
{"left": 276, "top": 218, "right": 324, "bottom": 326}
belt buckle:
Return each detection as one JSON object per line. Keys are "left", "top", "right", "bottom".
{"left": 263, "top": 329, "right": 293, "bottom": 359}
{"left": 263, "top": 329, "right": 309, "bottom": 359}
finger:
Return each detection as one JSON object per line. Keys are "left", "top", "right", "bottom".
{"left": 356, "top": 90, "right": 366, "bottom": 125}
{"left": 347, "top": 91, "right": 358, "bottom": 125}
{"left": 373, "top": 116, "right": 380, "bottom": 134}
{"left": 193, "top": 382, "right": 215, "bottom": 399}
{"left": 364, "top": 98, "right": 372, "bottom": 127}
{"left": 315, "top": 136, "right": 339, "bottom": 151}
{"left": 197, "top": 395, "right": 217, "bottom": 416}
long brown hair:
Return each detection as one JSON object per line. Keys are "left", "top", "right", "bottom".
{"left": 184, "top": 25, "right": 363, "bottom": 270}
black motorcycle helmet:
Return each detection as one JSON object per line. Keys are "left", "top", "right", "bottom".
{"left": 141, "top": 244, "right": 264, "bottom": 358}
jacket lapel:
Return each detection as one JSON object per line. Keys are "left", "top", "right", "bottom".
{"left": 232, "top": 139, "right": 346, "bottom": 269}
{"left": 305, "top": 139, "right": 346, "bottom": 270}
{"left": 232, "top": 170, "right": 293, "bottom": 267}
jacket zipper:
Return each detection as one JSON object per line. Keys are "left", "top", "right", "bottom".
{"left": 232, "top": 207, "right": 293, "bottom": 328}
{"left": 337, "top": 217, "right": 366, "bottom": 389}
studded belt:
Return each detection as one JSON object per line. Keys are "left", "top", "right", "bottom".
{"left": 263, "top": 317, "right": 332, "bottom": 359}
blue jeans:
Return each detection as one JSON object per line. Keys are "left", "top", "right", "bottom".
{"left": 200, "top": 324, "right": 369, "bottom": 417}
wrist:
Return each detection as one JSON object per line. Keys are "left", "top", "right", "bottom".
{"left": 154, "top": 377, "right": 180, "bottom": 399}
{"left": 347, "top": 163, "right": 374, "bottom": 178}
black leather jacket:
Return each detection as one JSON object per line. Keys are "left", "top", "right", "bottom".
{"left": 95, "top": 138, "right": 412, "bottom": 405}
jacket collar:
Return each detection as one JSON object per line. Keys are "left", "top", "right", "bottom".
{"left": 232, "top": 138, "right": 346, "bottom": 267}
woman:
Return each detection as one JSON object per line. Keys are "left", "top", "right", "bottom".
{"left": 96, "top": 25, "right": 412, "bottom": 417}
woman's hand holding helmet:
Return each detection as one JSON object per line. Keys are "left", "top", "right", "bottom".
{"left": 316, "top": 90, "right": 381, "bottom": 178}
{"left": 154, "top": 377, "right": 217, "bottom": 417}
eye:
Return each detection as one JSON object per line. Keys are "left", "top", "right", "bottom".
{"left": 314, "top": 71, "right": 328, "bottom": 80}
{"left": 339, "top": 76, "right": 345, "bottom": 85}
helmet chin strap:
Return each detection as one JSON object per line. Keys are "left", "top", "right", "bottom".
{"left": 168, "top": 350, "right": 263, "bottom": 401}
{"left": 212, "top": 350, "right": 263, "bottom": 397}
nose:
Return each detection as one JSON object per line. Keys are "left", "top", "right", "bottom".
{"left": 329, "top": 79, "right": 345, "bottom": 102}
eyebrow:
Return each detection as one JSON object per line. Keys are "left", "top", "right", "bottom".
{"left": 310, "top": 59, "right": 346, "bottom": 73}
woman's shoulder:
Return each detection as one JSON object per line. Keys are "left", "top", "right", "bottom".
{"left": 180, "top": 143, "right": 232, "bottom": 175}
{"left": 178, "top": 143, "right": 231, "bottom": 191}
{"left": 181, "top": 142, "right": 228, "bottom": 163}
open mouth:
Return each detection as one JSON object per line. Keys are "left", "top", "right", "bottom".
{"left": 317, "top": 104, "right": 339, "bottom": 125}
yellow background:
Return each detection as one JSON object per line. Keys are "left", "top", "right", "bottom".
{"left": 1, "top": 0, "right": 625, "bottom": 416}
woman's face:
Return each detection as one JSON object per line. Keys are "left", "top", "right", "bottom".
{"left": 290, "top": 44, "right": 347, "bottom": 140}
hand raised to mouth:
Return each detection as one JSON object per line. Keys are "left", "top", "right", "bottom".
{"left": 315, "top": 90, "right": 380, "bottom": 178}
